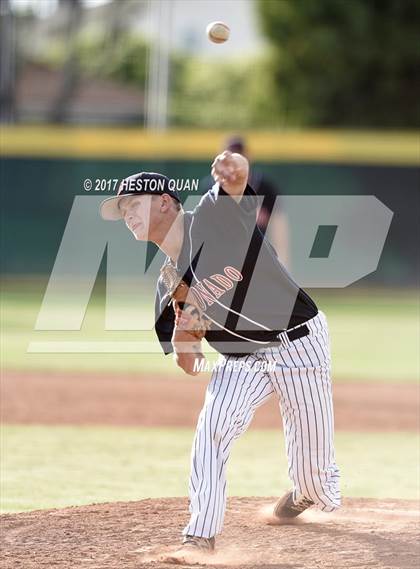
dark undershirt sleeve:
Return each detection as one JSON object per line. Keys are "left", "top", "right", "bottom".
{"left": 154, "top": 280, "right": 175, "bottom": 355}
{"left": 216, "top": 183, "right": 259, "bottom": 216}
{"left": 192, "top": 183, "right": 259, "bottom": 240}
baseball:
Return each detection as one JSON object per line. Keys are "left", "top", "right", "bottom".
{"left": 206, "top": 21, "right": 230, "bottom": 44}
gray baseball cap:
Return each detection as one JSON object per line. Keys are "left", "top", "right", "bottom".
{"left": 100, "top": 172, "right": 181, "bottom": 221}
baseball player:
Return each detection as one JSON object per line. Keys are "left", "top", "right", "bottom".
{"left": 100, "top": 152, "right": 341, "bottom": 563}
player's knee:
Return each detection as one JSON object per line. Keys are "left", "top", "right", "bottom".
{"left": 201, "top": 398, "right": 243, "bottom": 445}
{"left": 206, "top": 412, "right": 232, "bottom": 445}
{"left": 209, "top": 417, "right": 227, "bottom": 444}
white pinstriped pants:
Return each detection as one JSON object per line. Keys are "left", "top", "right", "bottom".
{"left": 183, "top": 311, "right": 341, "bottom": 538}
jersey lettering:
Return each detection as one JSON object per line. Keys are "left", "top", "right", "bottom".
{"left": 189, "top": 266, "right": 244, "bottom": 312}
{"left": 224, "top": 266, "right": 243, "bottom": 281}
{"left": 210, "top": 274, "right": 233, "bottom": 291}
{"left": 203, "top": 279, "right": 225, "bottom": 299}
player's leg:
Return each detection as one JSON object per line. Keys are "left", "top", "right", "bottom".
{"left": 267, "top": 312, "right": 341, "bottom": 513}
{"left": 184, "top": 354, "right": 274, "bottom": 538}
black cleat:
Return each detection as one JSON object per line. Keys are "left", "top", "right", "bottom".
{"left": 274, "top": 491, "right": 314, "bottom": 519}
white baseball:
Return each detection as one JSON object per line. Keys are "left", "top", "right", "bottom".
{"left": 206, "top": 21, "right": 230, "bottom": 44}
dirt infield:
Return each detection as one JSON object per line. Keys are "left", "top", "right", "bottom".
{"left": 2, "top": 372, "right": 419, "bottom": 567}
{"left": 1, "top": 370, "right": 419, "bottom": 430}
{"left": 2, "top": 497, "right": 419, "bottom": 569}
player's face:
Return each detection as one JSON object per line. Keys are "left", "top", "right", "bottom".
{"left": 119, "top": 195, "right": 153, "bottom": 241}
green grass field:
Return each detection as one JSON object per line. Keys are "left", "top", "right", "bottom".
{"left": 1, "top": 425, "right": 419, "bottom": 514}
{"left": 2, "top": 282, "right": 418, "bottom": 513}
{"left": 2, "top": 281, "right": 418, "bottom": 381}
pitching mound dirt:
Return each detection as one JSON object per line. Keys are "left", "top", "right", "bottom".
{"left": 1, "top": 497, "right": 419, "bottom": 569}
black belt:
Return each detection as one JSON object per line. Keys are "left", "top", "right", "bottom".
{"left": 285, "top": 324, "right": 310, "bottom": 342}
{"left": 207, "top": 324, "right": 310, "bottom": 345}
{"left": 211, "top": 324, "right": 311, "bottom": 357}
{"left": 262, "top": 324, "right": 310, "bottom": 343}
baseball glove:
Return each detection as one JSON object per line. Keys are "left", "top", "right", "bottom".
{"left": 160, "top": 262, "right": 211, "bottom": 375}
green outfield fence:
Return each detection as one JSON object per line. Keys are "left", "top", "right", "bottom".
{"left": 1, "top": 128, "right": 418, "bottom": 285}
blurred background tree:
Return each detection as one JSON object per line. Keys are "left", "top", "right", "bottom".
{"left": 169, "top": 54, "right": 279, "bottom": 128}
{"left": 257, "top": 0, "right": 420, "bottom": 128}
{"left": 3, "top": 0, "right": 419, "bottom": 128}
{"left": 74, "top": 35, "right": 148, "bottom": 88}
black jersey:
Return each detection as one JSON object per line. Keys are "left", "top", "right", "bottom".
{"left": 155, "top": 184, "right": 317, "bottom": 356}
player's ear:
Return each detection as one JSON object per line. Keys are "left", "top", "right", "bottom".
{"left": 159, "top": 193, "right": 172, "bottom": 213}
